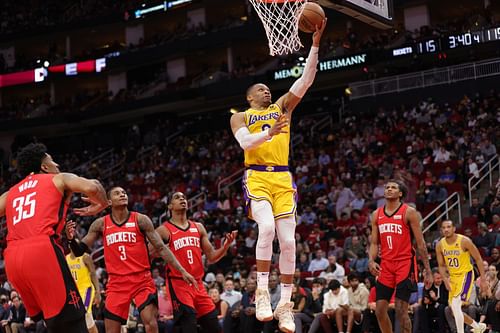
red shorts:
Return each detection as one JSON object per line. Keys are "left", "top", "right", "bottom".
{"left": 4, "top": 236, "right": 86, "bottom": 324}
{"left": 167, "top": 277, "right": 215, "bottom": 319}
{"left": 378, "top": 259, "right": 414, "bottom": 289}
{"left": 104, "top": 271, "right": 157, "bottom": 324}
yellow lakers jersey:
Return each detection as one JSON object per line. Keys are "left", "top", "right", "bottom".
{"left": 244, "top": 104, "right": 290, "bottom": 166}
{"left": 66, "top": 254, "right": 93, "bottom": 291}
{"left": 440, "top": 234, "right": 473, "bottom": 276}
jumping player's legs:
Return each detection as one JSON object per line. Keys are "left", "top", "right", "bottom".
{"left": 139, "top": 303, "right": 159, "bottom": 333}
{"left": 275, "top": 216, "right": 296, "bottom": 302}
{"left": 250, "top": 199, "right": 275, "bottom": 321}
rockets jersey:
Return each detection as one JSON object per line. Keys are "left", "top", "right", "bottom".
{"left": 5, "top": 174, "right": 68, "bottom": 242}
{"left": 164, "top": 221, "right": 204, "bottom": 280}
{"left": 243, "top": 104, "right": 290, "bottom": 166}
{"left": 103, "top": 211, "right": 150, "bottom": 275}
{"left": 376, "top": 203, "right": 413, "bottom": 261}
{"left": 439, "top": 234, "right": 473, "bottom": 276}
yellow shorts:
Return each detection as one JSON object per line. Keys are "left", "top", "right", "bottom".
{"left": 79, "top": 286, "right": 95, "bottom": 313}
{"left": 242, "top": 169, "right": 297, "bottom": 219}
{"left": 449, "top": 270, "right": 474, "bottom": 303}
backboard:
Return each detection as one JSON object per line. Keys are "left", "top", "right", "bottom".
{"left": 318, "top": 0, "right": 394, "bottom": 29}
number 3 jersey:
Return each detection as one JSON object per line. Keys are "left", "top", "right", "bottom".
{"left": 103, "top": 211, "right": 151, "bottom": 275}
{"left": 6, "top": 174, "right": 68, "bottom": 242}
{"left": 163, "top": 221, "right": 204, "bottom": 280}
{"left": 376, "top": 203, "right": 413, "bottom": 261}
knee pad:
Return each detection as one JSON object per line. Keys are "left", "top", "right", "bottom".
{"left": 276, "top": 216, "right": 296, "bottom": 275}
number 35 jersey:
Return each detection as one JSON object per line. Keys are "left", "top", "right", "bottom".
{"left": 163, "top": 221, "right": 204, "bottom": 280}
{"left": 103, "top": 211, "right": 150, "bottom": 275}
{"left": 376, "top": 203, "right": 413, "bottom": 262}
{"left": 6, "top": 174, "right": 68, "bottom": 242}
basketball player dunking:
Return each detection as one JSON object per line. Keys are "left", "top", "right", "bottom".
{"left": 66, "top": 186, "right": 196, "bottom": 333}
{"left": 230, "top": 19, "right": 326, "bottom": 333}
{"left": 0, "top": 143, "right": 108, "bottom": 333}
{"left": 368, "top": 180, "right": 433, "bottom": 333}
{"left": 154, "top": 192, "right": 237, "bottom": 332}
{"left": 436, "top": 220, "right": 487, "bottom": 333}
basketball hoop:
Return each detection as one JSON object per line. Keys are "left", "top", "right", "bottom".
{"left": 248, "top": 0, "right": 307, "bottom": 56}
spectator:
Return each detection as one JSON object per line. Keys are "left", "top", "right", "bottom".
{"left": 308, "top": 249, "right": 329, "bottom": 273}
{"left": 349, "top": 249, "right": 369, "bottom": 278}
{"left": 480, "top": 139, "right": 497, "bottom": 161}
{"left": 244, "top": 229, "right": 257, "bottom": 255}
{"left": 268, "top": 274, "right": 281, "bottom": 311}
{"left": 341, "top": 273, "right": 369, "bottom": 333}
{"left": 291, "top": 283, "right": 306, "bottom": 316}
{"left": 158, "top": 285, "right": 175, "bottom": 333}
{"left": 300, "top": 206, "right": 318, "bottom": 226}
{"left": 469, "top": 198, "right": 482, "bottom": 217}
{"left": 203, "top": 193, "right": 218, "bottom": 212}
{"left": 477, "top": 207, "right": 492, "bottom": 226}
{"left": 426, "top": 184, "right": 448, "bottom": 203}
{"left": 467, "top": 157, "right": 480, "bottom": 180}
{"left": 438, "top": 167, "right": 457, "bottom": 185}
{"left": 152, "top": 268, "right": 165, "bottom": 290}
{"left": 0, "top": 295, "right": 10, "bottom": 333}
{"left": 333, "top": 182, "right": 355, "bottom": 219}
{"left": 295, "top": 278, "right": 326, "bottom": 333}
{"left": 490, "top": 248, "right": 500, "bottom": 268}
{"left": 297, "top": 253, "right": 310, "bottom": 273}
{"left": 318, "top": 150, "right": 331, "bottom": 168}
{"left": 220, "top": 279, "right": 242, "bottom": 308}
{"left": 318, "top": 279, "right": 349, "bottom": 333}
{"left": 319, "top": 255, "right": 345, "bottom": 283}
{"left": 209, "top": 287, "right": 228, "bottom": 329}
{"left": 350, "top": 192, "right": 365, "bottom": 211}
{"left": 472, "top": 223, "right": 496, "bottom": 256}
{"left": 414, "top": 269, "right": 448, "bottom": 333}
{"left": 7, "top": 296, "right": 26, "bottom": 333}
{"left": 434, "top": 146, "right": 451, "bottom": 163}
{"left": 373, "top": 178, "right": 386, "bottom": 208}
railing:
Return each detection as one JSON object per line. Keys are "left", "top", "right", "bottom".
{"left": 217, "top": 168, "right": 247, "bottom": 198}
{"left": 310, "top": 115, "right": 332, "bottom": 138}
{"left": 421, "top": 192, "right": 461, "bottom": 234}
{"left": 468, "top": 154, "right": 500, "bottom": 208}
{"left": 349, "top": 58, "right": 500, "bottom": 99}
{"left": 188, "top": 192, "right": 207, "bottom": 213}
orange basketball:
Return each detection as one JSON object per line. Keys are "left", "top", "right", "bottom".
{"left": 298, "top": 2, "right": 325, "bottom": 33}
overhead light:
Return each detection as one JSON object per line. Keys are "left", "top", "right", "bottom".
{"left": 298, "top": 57, "right": 304, "bottom": 61}
{"left": 43, "top": 61, "right": 50, "bottom": 68}
{"left": 241, "top": 16, "right": 248, "bottom": 21}
{"left": 230, "top": 108, "right": 239, "bottom": 114}
{"left": 345, "top": 87, "right": 352, "bottom": 95}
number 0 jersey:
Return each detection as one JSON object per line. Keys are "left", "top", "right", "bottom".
{"left": 376, "top": 203, "right": 413, "bottom": 261}
{"left": 5, "top": 174, "right": 68, "bottom": 242}
{"left": 439, "top": 234, "right": 473, "bottom": 276}
{"left": 103, "top": 211, "right": 150, "bottom": 275}
{"left": 243, "top": 104, "right": 290, "bottom": 166}
{"left": 163, "top": 221, "right": 204, "bottom": 280}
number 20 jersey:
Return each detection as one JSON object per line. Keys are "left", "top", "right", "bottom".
{"left": 103, "top": 211, "right": 150, "bottom": 275}
{"left": 376, "top": 203, "right": 413, "bottom": 262}
{"left": 163, "top": 221, "right": 204, "bottom": 280}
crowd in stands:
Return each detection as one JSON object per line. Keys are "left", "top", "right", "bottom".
{"left": 0, "top": 84, "right": 499, "bottom": 333}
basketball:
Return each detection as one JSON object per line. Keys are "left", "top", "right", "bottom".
{"left": 298, "top": 2, "right": 325, "bottom": 33}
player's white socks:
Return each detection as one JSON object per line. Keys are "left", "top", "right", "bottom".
{"left": 451, "top": 296, "right": 465, "bottom": 333}
{"left": 279, "top": 283, "right": 292, "bottom": 304}
{"left": 257, "top": 272, "right": 269, "bottom": 290}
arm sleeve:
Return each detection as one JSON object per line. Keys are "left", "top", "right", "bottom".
{"left": 69, "top": 238, "right": 91, "bottom": 257}
{"left": 234, "top": 127, "right": 271, "bottom": 150}
{"left": 289, "top": 46, "right": 319, "bottom": 98}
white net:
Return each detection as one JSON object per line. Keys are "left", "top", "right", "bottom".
{"left": 248, "top": 0, "right": 307, "bottom": 56}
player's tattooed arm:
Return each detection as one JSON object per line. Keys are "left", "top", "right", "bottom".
{"left": 138, "top": 214, "right": 198, "bottom": 287}
{"left": 148, "top": 225, "right": 170, "bottom": 258}
{"left": 407, "top": 207, "right": 432, "bottom": 286}
{"left": 0, "top": 191, "right": 8, "bottom": 217}
{"left": 66, "top": 217, "right": 103, "bottom": 256}
{"left": 197, "top": 223, "right": 237, "bottom": 264}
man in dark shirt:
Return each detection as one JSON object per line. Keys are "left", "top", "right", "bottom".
{"left": 8, "top": 296, "right": 27, "bottom": 333}
{"left": 414, "top": 269, "right": 448, "bottom": 333}
{"left": 472, "top": 222, "right": 496, "bottom": 256}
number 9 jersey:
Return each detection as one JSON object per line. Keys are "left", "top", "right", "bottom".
{"left": 163, "top": 221, "right": 204, "bottom": 280}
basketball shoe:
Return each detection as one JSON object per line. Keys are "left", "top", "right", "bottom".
{"left": 255, "top": 289, "right": 273, "bottom": 321}
{"left": 473, "top": 323, "right": 487, "bottom": 333}
{"left": 274, "top": 302, "right": 295, "bottom": 333}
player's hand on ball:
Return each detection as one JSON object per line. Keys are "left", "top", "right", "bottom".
{"left": 65, "top": 220, "right": 76, "bottom": 240}
{"left": 182, "top": 270, "right": 198, "bottom": 290}
{"left": 312, "top": 18, "right": 327, "bottom": 46}
{"left": 268, "top": 115, "right": 288, "bottom": 136}
{"left": 368, "top": 260, "right": 380, "bottom": 276}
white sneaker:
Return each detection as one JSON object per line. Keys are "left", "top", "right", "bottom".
{"left": 274, "top": 302, "right": 295, "bottom": 333}
{"left": 473, "top": 323, "right": 487, "bottom": 333}
{"left": 255, "top": 289, "right": 273, "bottom": 322}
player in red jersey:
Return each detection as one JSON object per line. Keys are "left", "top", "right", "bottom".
{"left": 154, "top": 192, "right": 237, "bottom": 332}
{"left": 0, "top": 143, "right": 108, "bottom": 333}
{"left": 368, "top": 180, "right": 432, "bottom": 333}
{"left": 66, "top": 187, "right": 197, "bottom": 333}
